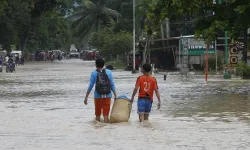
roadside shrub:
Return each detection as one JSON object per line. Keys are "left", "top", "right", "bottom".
{"left": 204, "top": 57, "right": 223, "bottom": 70}
{"left": 236, "top": 62, "right": 250, "bottom": 79}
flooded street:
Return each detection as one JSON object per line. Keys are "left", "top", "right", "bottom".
{"left": 1, "top": 60, "right": 250, "bottom": 150}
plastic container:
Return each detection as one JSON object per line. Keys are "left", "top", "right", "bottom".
{"left": 224, "top": 72, "right": 231, "bottom": 79}
{"left": 110, "top": 96, "right": 132, "bottom": 123}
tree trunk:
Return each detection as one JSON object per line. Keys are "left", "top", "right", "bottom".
{"left": 96, "top": 16, "right": 101, "bottom": 32}
{"left": 148, "top": 43, "right": 151, "bottom": 64}
{"left": 143, "top": 37, "right": 148, "bottom": 64}
{"left": 96, "top": 0, "right": 101, "bottom": 32}
{"left": 148, "top": 33, "right": 154, "bottom": 64}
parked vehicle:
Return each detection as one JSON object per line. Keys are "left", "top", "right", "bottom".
{"left": 35, "top": 51, "right": 46, "bottom": 61}
{"left": 87, "top": 51, "right": 94, "bottom": 60}
{"left": 11, "top": 51, "right": 22, "bottom": 58}
{"left": 69, "top": 49, "right": 80, "bottom": 59}
{"left": 81, "top": 50, "right": 89, "bottom": 60}
{"left": 0, "top": 50, "right": 7, "bottom": 58}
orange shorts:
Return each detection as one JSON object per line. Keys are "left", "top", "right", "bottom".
{"left": 94, "top": 98, "right": 111, "bottom": 116}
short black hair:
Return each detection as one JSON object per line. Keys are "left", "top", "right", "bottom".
{"left": 96, "top": 58, "right": 105, "bottom": 68}
{"left": 142, "top": 63, "right": 151, "bottom": 73}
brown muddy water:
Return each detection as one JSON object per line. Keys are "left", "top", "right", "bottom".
{"left": 0, "top": 60, "right": 250, "bottom": 150}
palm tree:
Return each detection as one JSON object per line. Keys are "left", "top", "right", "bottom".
{"left": 68, "top": 0, "right": 120, "bottom": 41}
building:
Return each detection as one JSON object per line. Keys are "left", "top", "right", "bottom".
{"left": 138, "top": 35, "right": 232, "bottom": 70}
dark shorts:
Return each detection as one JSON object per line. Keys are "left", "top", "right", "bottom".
{"left": 137, "top": 99, "right": 152, "bottom": 114}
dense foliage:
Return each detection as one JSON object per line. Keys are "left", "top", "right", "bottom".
{"left": 68, "top": 0, "right": 120, "bottom": 41}
{"left": 0, "top": 0, "right": 134, "bottom": 56}
{"left": 69, "top": 0, "right": 133, "bottom": 56}
{"left": 236, "top": 62, "right": 250, "bottom": 79}
{"left": 0, "top": 0, "right": 73, "bottom": 52}
{"left": 88, "top": 29, "right": 132, "bottom": 56}
{"left": 146, "top": 0, "right": 250, "bottom": 43}
{"left": 207, "top": 57, "right": 223, "bottom": 70}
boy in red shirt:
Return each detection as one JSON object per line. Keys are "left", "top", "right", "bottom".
{"left": 131, "top": 64, "right": 161, "bottom": 122}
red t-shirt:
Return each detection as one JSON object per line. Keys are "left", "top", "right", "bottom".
{"left": 135, "top": 75, "right": 158, "bottom": 101}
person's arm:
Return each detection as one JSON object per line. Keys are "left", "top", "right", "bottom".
{"left": 109, "top": 71, "right": 117, "bottom": 99}
{"left": 84, "top": 72, "right": 96, "bottom": 105}
{"left": 131, "top": 87, "right": 139, "bottom": 103}
{"left": 154, "top": 79, "right": 161, "bottom": 109}
{"left": 155, "top": 89, "right": 161, "bottom": 109}
{"left": 131, "top": 77, "right": 141, "bottom": 103}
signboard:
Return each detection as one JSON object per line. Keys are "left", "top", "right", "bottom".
{"left": 225, "top": 64, "right": 237, "bottom": 68}
{"left": 188, "top": 39, "right": 215, "bottom": 55}
{"left": 229, "top": 44, "right": 243, "bottom": 66}
{"left": 180, "top": 38, "right": 189, "bottom": 74}
{"left": 182, "top": 38, "right": 188, "bottom": 65}
{"left": 229, "top": 46, "right": 238, "bottom": 65}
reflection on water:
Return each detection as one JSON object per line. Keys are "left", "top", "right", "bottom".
{"left": 0, "top": 60, "right": 250, "bottom": 150}
{"left": 165, "top": 80, "right": 250, "bottom": 123}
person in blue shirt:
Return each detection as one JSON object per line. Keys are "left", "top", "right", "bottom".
{"left": 0, "top": 56, "right": 3, "bottom": 65}
{"left": 0, "top": 56, "right": 2, "bottom": 72}
{"left": 84, "top": 58, "right": 117, "bottom": 123}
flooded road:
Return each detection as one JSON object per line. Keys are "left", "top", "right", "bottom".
{"left": 0, "top": 60, "right": 250, "bottom": 150}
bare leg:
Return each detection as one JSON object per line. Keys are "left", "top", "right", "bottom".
{"left": 96, "top": 116, "right": 101, "bottom": 122}
{"left": 103, "top": 116, "right": 109, "bottom": 123}
{"left": 139, "top": 114, "right": 145, "bottom": 122}
{"left": 144, "top": 114, "right": 149, "bottom": 121}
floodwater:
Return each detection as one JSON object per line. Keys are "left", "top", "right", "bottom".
{"left": 0, "top": 60, "right": 250, "bottom": 150}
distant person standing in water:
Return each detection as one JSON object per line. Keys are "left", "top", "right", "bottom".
{"left": 0, "top": 56, "right": 2, "bottom": 73}
{"left": 16, "top": 54, "right": 20, "bottom": 66}
{"left": 0, "top": 56, "right": 3, "bottom": 66}
{"left": 84, "top": 58, "right": 117, "bottom": 123}
{"left": 20, "top": 56, "right": 24, "bottom": 65}
{"left": 131, "top": 64, "right": 161, "bottom": 122}
{"left": 5, "top": 55, "right": 9, "bottom": 63}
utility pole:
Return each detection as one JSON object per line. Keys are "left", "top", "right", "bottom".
{"left": 132, "top": 0, "right": 136, "bottom": 72}
{"left": 205, "top": 44, "right": 209, "bottom": 84}
{"left": 218, "top": 0, "right": 228, "bottom": 64}
{"left": 165, "top": 18, "right": 170, "bottom": 38}
{"left": 225, "top": 31, "right": 228, "bottom": 64}
{"left": 213, "top": 0, "right": 218, "bottom": 73}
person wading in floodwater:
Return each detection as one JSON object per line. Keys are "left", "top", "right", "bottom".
{"left": 131, "top": 64, "right": 161, "bottom": 122}
{"left": 84, "top": 58, "right": 117, "bottom": 123}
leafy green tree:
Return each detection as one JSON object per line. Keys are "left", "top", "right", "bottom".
{"left": 89, "top": 28, "right": 113, "bottom": 50}
{"left": 68, "top": 0, "right": 120, "bottom": 41}
{"left": 0, "top": 0, "right": 7, "bottom": 16}
{"left": 147, "top": 0, "right": 250, "bottom": 43}
{"left": 0, "top": 0, "right": 31, "bottom": 50}
{"left": 0, "top": 0, "right": 74, "bottom": 51}
{"left": 112, "top": 0, "right": 133, "bottom": 33}
{"left": 25, "top": 10, "right": 70, "bottom": 51}
{"left": 104, "top": 31, "right": 132, "bottom": 55}
{"left": 89, "top": 28, "right": 132, "bottom": 56}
